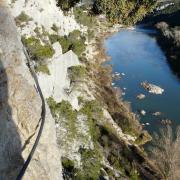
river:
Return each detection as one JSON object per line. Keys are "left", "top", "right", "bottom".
{"left": 105, "top": 27, "right": 180, "bottom": 133}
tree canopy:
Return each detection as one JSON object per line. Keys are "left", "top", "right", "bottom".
{"left": 56, "top": 0, "right": 81, "bottom": 11}
{"left": 93, "top": 0, "right": 157, "bottom": 25}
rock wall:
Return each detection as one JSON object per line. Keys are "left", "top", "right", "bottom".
{"left": 8, "top": 0, "right": 81, "bottom": 36}
{"left": 0, "top": 1, "right": 62, "bottom": 179}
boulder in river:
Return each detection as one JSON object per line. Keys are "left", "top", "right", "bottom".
{"left": 152, "top": 112, "right": 161, "bottom": 116}
{"left": 141, "top": 81, "right": 164, "bottom": 94}
{"left": 161, "top": 119, "right": 172, "bottom": 125}
{"left": 112, "top": 73, "right": 121, "bottom": 80}
{"left": 140, "top": 110, "right": 146, "bottom": 116}
{"left": 137, "top": 94, "right": 146, "bottom": 100}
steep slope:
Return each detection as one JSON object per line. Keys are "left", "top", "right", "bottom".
{"left": 0, "top": 0, "right": 164, "bottom": 179}
{"left": 8, "top": 0, "right": 81, "bottom": 36}
{"left": 0, "top": 1, "right": 62, "bottom": 179}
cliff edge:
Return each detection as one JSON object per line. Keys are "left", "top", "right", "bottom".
{"left": 0, "top": 1, "right": 62, "bottom": 179}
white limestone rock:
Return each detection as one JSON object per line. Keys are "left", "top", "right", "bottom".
{"left": 52, "top": 42, "right": 63, "bottom": 58}
{"left": 140, "top": 110, "right": 146, "bottom": 116}
{"left": 37, "top": 50, "right": 80, "bottom": 108}
{"left": 141, "top": 81, "right": 164, "bottom": 95}
{"left": 8, "top": 0, "right": 82, "bottom": 36}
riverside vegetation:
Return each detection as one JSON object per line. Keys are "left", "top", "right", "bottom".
{"left": 52, "top": 1, "right": 165, "bottom": 179}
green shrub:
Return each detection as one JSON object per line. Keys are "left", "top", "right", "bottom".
{"left": 87, "top": 29, "right": 95, "bottom": 42}
{"left": 80, "top": 100, "right": 103, "bottom": 142}
{"left": 80, "top": 100, "right": 103, "bottom": 120}
{"left": 47, "top": 98, "right": 77, "bottom": 137}
{"left": 56, "top": 0, "right": 80, "bottom": 11}
{"left": 47, "top": 97, "right": 57, "bottom": 116}
{"left": 22, "top": 36, "right": 55, "bottom": 60}
{"left": 74, "top": 8, "right": 97, "bottom": 28}
{"left": 58, "top": 37, "right": 72, "bottom": 54}
{"left": 93, "top": 0, "right": 157, "bottom": 25}
{"left": 49, "top": 30, "right": 86, "bottom": 56}
{"left": 68, "top": 30, "right": 81, "bottom": 42}
{"left": 78, "top": 96, "right": 84, "bottom": 105}
{"left": 15, "top": 11, "right": 33, "bottom": 26}
{"left": 71, "top": 39, "right": 86, "bottom": 56}
{"left": 49, "top": 34, "right": 72, "bottom": 54}
{"left": 68, "top": 65, "right": 86, "bottom": 82}
{"left": 35, "top": 64, "right": 50, "bottom": 75}
{"left": 75, "top": 148, "right": 102, "bottom": 180}
{"left": 51, "top": 23, "right": 59, "bottom": 33}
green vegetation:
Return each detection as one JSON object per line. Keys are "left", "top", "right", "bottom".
{"left": 35, "top": 64, "right": 50, "bottom": 75}
{"left": 93, "top": 0, "right": 157, "bottom": 25}
{"left": 78, "top": 96, "right": 84, "bottom": 105}
{"left": 71, "top": 40, "right": 86, "bottom": 56}
{"left": 62, "top": 157, "right": 75, "bottom": 172}
{"left": 49, "top": 30, "right": 86, "bottom": 56}
{"left": 80, "top": 100, "right": 103, "bottom": 122}
{"left": 49, "top": 34, "right": 71, "bottom": 53}
{"left": 74, "top": 7, "right": 97, "bottom": 28}
{"left": 156, "top": 22, "right": 180, "bottom": 78}
{"left": 56, "top": 0, "right": 80, "bottom": 11}
{"left": 22, "top": 36, "right": 54, "bottom": 61}
{"left": 15, "top": 11, "right": 33, "bottom": 26}
{"left": 149, "top": 126, "right": 180, "bottom": 180}
{"left": 68, "top": 65, "right": 87, "bottom": 82}
{"left": 51, "top": 23, "right": 59, "bottom": 33}
{"left": 47, "top": 98, "right": 77, "bottom": 137}
{"left": 130, "top": 167, "right": 140, "bottom": 180}
{"left": 75, "top": 148, "right": 102, "bottom": 180}
{"left": 87, "top": 29, "right": 95, "bottom": 42}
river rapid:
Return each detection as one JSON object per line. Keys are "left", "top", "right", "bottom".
{"left": 105, "top": 27, "right": 180, "bottom": 133}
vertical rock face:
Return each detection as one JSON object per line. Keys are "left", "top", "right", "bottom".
{"left": 0, "top": 1, "right": 62, "bottom": 179}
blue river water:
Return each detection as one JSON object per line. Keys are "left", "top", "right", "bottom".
{"left": 105, "top": 27, "right": 180, "bottom": 133}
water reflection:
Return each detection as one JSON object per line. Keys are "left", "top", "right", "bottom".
{"left": 105, "top": 28, "right": 180, "bottom": 133}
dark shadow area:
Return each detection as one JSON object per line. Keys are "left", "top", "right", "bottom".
{"left": 156, "top": 33, "right": 180, "bottom": 80}
{"left": 140, "top": 10, "right": 180, "bottom": 27}
{"left": 0, "top": 55, "right": 24, "bottom": 179}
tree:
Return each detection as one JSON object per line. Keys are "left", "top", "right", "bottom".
{"left": 149, "top": 126, "right": 180, "bottom": 180}
{"left": 56, "top": 0, "right": 81, "bottom": 11}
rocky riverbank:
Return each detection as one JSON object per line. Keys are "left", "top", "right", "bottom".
{"left": 82, "top": 19, "right": 163, "bottom": 179}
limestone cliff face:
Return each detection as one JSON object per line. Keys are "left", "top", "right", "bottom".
{"left": 0, "top": 1, "right": 62, "bottom": 179}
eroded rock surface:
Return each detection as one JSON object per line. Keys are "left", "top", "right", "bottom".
{"left": 0, "top": 2, "right": 62, "bottom": 179}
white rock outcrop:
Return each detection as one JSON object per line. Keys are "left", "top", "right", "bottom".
{"left": 8, "top": 0, "right": 81, "bottom": 36}
{"left": 137, "top": 94, "right": 146, "bottom": 100}
{"left": 141, "top": 81, "right": 164, "bottom": 95}
{"left": 37, "top": 46, "right": 80, "bottom": 108}
{"left": 0, "top": 2, "right": 62, "bottom": 179}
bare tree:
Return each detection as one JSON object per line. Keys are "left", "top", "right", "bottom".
{"left": 149, "top": 126, "right": 180, "bottom": 180}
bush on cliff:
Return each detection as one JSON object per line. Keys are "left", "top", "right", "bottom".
{"left": 35, "top": 64, "right": 50, "bottom": 75}
{"left": 49, "top": 30, "right": 86, "bottom": 56}
{"left": 56, "top": 0, "right": 80, "bottom": 11}
{"left": 22, "top": 36, "right": 55, "bottom": 61}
